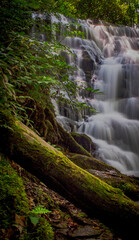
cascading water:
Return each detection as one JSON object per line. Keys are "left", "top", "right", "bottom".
{"left": 32, "top": 13, "right": 139, "bottom": 177}
{"left": 56, "top": 17, "right": 139, "bottom": 177}
{"left": 75, "top": 22, "right": 139, "bottom": 177}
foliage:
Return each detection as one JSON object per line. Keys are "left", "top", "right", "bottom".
{"left": 0, "top": 0, "right": 94, "bottom": 121}
{"left": 54, "top": 0, "right": 77, "bottom": 18}
{"left": 31, "top": 205, "right": 51, "bottom": 215}
{"left": 56, "top": 0, "right": 139, "bottom": 26}
{"left": 29, "top": 205, "right": 51, "bottom": 226}
{"left": 0, "top": 0, "right": 30, "bottom": 42}
{"left": 27, "top": 0, "right": 56, "bottom": 11}
{"left": 0, "top": 30, "right": 83, "bottom": 121}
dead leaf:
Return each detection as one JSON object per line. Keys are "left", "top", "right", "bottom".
{"left": 12, "top": 224, "right": 23, "bottom": 234}
{"left": 7, "top": 68, "right": 12, "bottom": 75}
{"left": 12, "top": 65, "right": 18, "bottom": 70}
{"left": 67, "top": 218, "right": 78, "bottom": 228}
{"left": 51, "top": 210, "right": 61, "bottom": 220}
{"left": 15, "top": 214, "right": 25, "bottom": 227}
{"left": 4, "top": 228, "right": 14, "bottom": 238}
{"left": 93, "top": 226, "right": 100, "bottom": 230}
{"left": 29, "top": 197, "right": 35, "bottom": 208}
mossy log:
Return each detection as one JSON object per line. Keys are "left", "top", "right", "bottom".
{"left": 0, "top": 110, "right": 139, "bottom": 239}
{"left": 70, "top": 154, "right": 139, "bottom": 200}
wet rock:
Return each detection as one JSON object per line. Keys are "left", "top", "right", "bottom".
{"left": 71, "top": 133, "right": 96, "bottom": 156}
{"left": 55, "top": 234, "right": 68, "bottom": 240}
{"left": 56, "top": 228, "right": 68, "bottom": 236}
{"left": 69, "top": 154, "right": 114, "bottom": 172}
{"left": 71, "top": 225, "right": 102, "bottom": 238}
{"left": 88, "top": 169, "right": 120, "bottom": 179}
{"left": 54, "top": 222, "right": 67, "bottom": 229}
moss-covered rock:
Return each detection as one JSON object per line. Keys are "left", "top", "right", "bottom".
{"left": 23, "top": 217, "right": 54, "bottom": 240}
{"left": 57, "top": 123, "right": 91, "bottom": 156}
{"left": 69, "top": 153, "right": 114, "bottom": 171}
{"left": 71, "top": 133, "right": 96, "bottom": 156}
{"left": 0, "top": 154, "right": 29, "bottom": 230}
{"left": 35, "top": 218, "right": 54, "bottom": 240}
{"left": 105, "top": 177, "right": 139, "bottom": 201}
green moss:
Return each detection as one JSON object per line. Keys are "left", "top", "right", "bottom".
{"left": 45, "top": 107, "right": 57, "bottom": 125}
{"left": 71, "top": 132, "right": 96, "bottom": 154}
{"left": 23, "top": 217, "right": 54, "bottom": 240}
{"left": 82, "top": 170, "right": 122, "bottom": 197}
{"left": 106, "top": 180, "right": 139, "bottom": 200}
{"left": 35, "top": 188, "right": 55, "bottom": 209}
{"left": 36, "top": 218, "right": 54, "bottom": 240}
{"left": 45, "top": 119, "right": 59, "bottom": 143}
{"left": 70, "top": 154, "right": 139, "bottom": 201}
{"left": 0, "top": 154, "right": 29, "bottom": 229}
{"left": 69, "top": 154, "right": 112, "bottom": 171}
{"left": 57, "top": 123, "right": 91, "bottom": 156}
{"left": 77, "top": 212, "right": 87, "bottom": 218}
{"left": 0, "top": 153, "right": 54, "bottom": 239}
{"left": 0, "top": 113, "right": 133, "bottom": 207}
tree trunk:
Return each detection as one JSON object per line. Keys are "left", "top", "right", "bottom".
{"left": 0, "top": 110, "right": 139, "bottom": 239}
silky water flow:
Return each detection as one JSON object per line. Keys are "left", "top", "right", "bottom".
{"left": 32, "top": 13, "right": 139, "bottom": 177}
{"left": 62, "top": 18, "right": 139, "bottom": 177}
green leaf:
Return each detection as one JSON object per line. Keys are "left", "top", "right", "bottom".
{"left": 80, "top": 102, "right": 86, "bottom": 105}
{"left": 29, "top": 216, "right": 39, "bottom": 226}
{"left": 93, "top": 89, "right": 100, "bottom": 92}
{"left": 18, "top": 96, "right": 33, "bottom": 100}
{"left": 85, "top": 88, "right": 103, "bottom": 94}
{"left": 31, "top": 205, "right": 51, "bottom": 215}
{"left": 90, "top": 108, "right": 96, "bottom": 111}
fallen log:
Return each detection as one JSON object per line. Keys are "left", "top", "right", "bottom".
{"left": 0, "top": 110, "right": 139, "bottom": 239}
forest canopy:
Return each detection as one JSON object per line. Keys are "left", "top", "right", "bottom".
{"left": 55, "top": 0, "right": 139, "bottom": 26}
{"left": 0, "top": 0, "right": 138, "bottom": 32}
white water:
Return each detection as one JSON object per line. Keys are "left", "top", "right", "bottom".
{"left": 63, "top": 19, "right": 139, "bottom": 176}
{"left": 32, "top": 14, "right": 139, "bottom": 176}
{"left": 76, "top": 21, "right": 139, "bottom": 176}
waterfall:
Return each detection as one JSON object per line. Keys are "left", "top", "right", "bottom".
{"left": 32, "top": 13, "right": 139, "bottom": 177}
{"left": 79, "top": 22, "right": 139, "bottom": 177}
{"left": 58, "top": 17, "right": 139, "bottom": 177}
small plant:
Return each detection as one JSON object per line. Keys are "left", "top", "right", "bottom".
{"left": 23, "top": 206, "right": 54, "bottom": 240}
{"left": 29, "top": 205, "right": 51, "bottom": 226}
